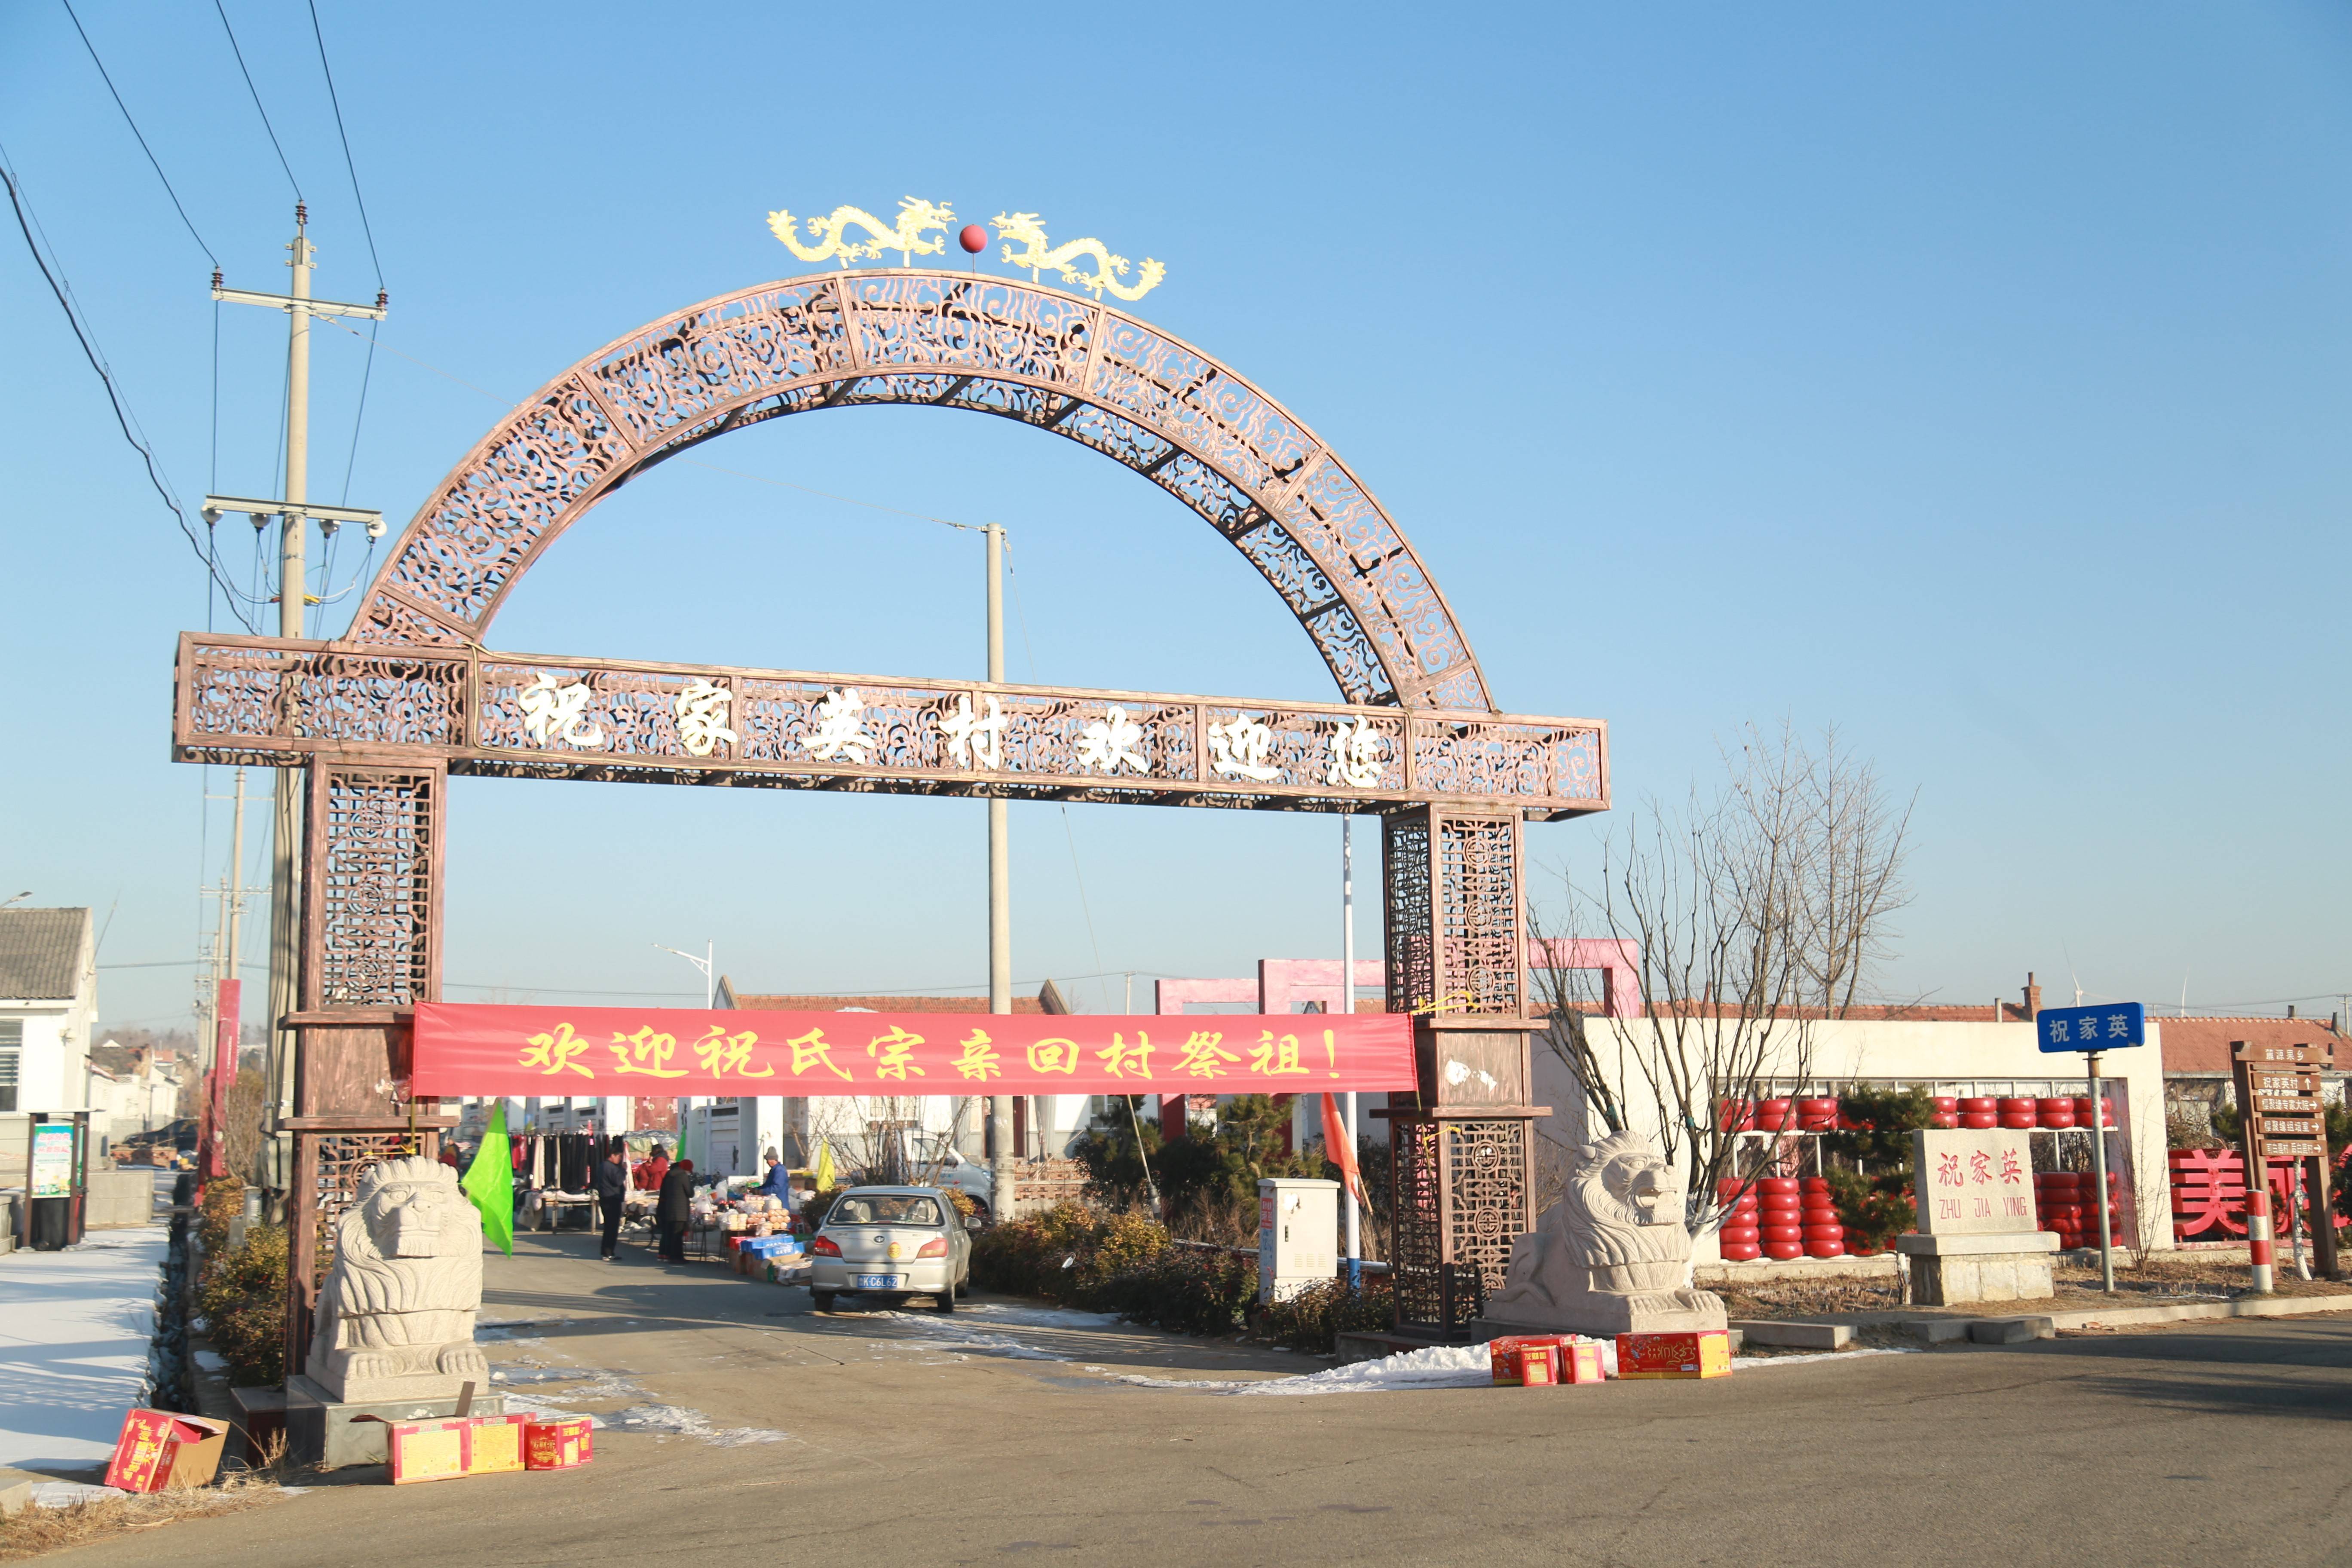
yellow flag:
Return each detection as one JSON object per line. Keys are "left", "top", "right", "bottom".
{"left": 813, "top": 1137, "right": 834, "bottom": 1192}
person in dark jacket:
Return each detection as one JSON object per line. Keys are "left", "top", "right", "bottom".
{"left": 655, "top": 1157, "right": 695, "bottom": 1264}
{"left": 593, "top": 1136, "right": 629, "bottom": 1261}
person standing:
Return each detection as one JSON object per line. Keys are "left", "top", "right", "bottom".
{"left": 656, "top": 1156, "right": 695, "bottom": 1265}
{"left": 755, "top": 1149, "right": 789, "bottom": 1203}
{"left": 594, "top": 1136, "right": 628, "bottom": 1262}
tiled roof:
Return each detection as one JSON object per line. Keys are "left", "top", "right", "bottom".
{"left": 731, "top": 994, "right": 1047, "bottom": 1015}
{"left": 0, "top": 908, "right": 89, "bottom": 1001}
{"left": 2156, "top": 1016, "right": 2349, "bottom": 1075}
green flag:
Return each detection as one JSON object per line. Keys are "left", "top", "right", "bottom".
{"left": 461, "top": 1101, "right": 514, "bottom": 1256}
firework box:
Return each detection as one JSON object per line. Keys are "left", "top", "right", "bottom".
{"left": 375, "top": 1418, "right": 472, "bottom": 1484}
{"left": 104, "top": 1410, "right": 228, "bottom": 1493}
{"left": 1615, "top": 1330, "right": 1733, "bottom": 1380}
{"left": 1488, "top": 1335, "right": 1568, "bottom": 1385}
{"left": 1518, "top": 1347, "right": 1556, "bottom": 1385}
{"left": 524, "top": 1417, "right": 594, "bottom": 1470}
{"left": 466, "top": 1414, "right": 530, "bottom": 1475}
{"left": 1558, "top": 1340, "right": 1607, "bottom": 1384}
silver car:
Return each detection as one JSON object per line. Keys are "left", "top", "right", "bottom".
{"left": 808, "top": 1186, "right": 972, "bottom": 1314}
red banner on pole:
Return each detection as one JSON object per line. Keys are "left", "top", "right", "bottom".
{"left": 206, "top": 979, "right": 240, "bottom": 1181}
{"left": 412, "top": 1003, "right": 1416, "bottom": 1099}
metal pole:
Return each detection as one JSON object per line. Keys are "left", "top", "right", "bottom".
{"left": 984, "top": 524, "right": 1015, "bottom": 1219}
{"left": 1342, "top": 816, "right": 1361, "bottom": 1289}
{"left": 2088, "top": 1051, "right": 2115, "bottom": 1292}
{"left": 264, "top": 208, "right": 314, "bottom": 1198}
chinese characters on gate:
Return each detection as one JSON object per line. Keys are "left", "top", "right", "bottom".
{"left": 505, "top": 674, "right": 1389, "bottom": 790}
{"left": 1912, "top": 1128, "right": 2039, "bottom": 1236}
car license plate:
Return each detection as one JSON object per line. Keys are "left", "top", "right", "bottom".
{"left": 852, "top": 1274, "right": 899, "bottom": 1289}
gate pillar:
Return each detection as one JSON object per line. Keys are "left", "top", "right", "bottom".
{"left": 281, "top": 759, "right": 452, "bottom": 1378}
{"left": 1380, "top": 805, "right": 1544, "bottom": 1335}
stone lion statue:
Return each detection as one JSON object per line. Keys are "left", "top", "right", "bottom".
{"left": 1484, "top": 1130, "right": 1727, "bottom": 1335}
{"left": 308, "top": 1155, "right": 490, "bottom": 1403}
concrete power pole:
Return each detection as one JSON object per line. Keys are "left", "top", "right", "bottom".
{"left": 209, "top": 207, "right": 387, "bottom": 1198}
{"left": 985, "top": 524, "right": 1017, "bottom": 1220}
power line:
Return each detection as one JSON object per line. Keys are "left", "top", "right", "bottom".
{"left": 304, "top": 0, "right": 381, "bottom": 290}
{"left": 209, "top": 0, "right": 303, "bottom": 202}
{"left": 0, "top": 148, "right": 256, "bottom": 631}
{"left": 58, "top": 0, "right": 214, "bottom": 267}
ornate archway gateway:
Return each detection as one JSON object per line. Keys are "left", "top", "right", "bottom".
{"left": 170, "top": 269, "right": 1611, "bottom": 1352}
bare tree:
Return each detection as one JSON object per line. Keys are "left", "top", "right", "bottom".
{"left": 1533, "top": 721, "right": 1915, "bottom": 1223}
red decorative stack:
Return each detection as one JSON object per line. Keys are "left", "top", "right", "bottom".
{"left": 1930, "top": 1096, "right": 1960, "bottom": 1129}
{"left": 1756, "top": 1176, "right": 1805, "bottom": 1260}
{"left": 1799, "top": 1176, "right": 1846, "bottom": 1259}
{"left": 2073, "top": 1095, "right": 2111, "bottom": 1130}
{"left": 1753, "top": 1099, "right": 1792, "bottom": 1132}
{"left": 1957, "top": 1096, "right": 1998, "bottom": 1129}
{"left": 2035, "top": 1096, "right": 2076, "bottom": 1129}
{"left": 1718, "top": 1098, "right": 1755, "bottom": 1132}
{"left": 2034, "top": 1171, "right": 2085, "bottom": 1247}
{"left": 2036, "top": 1171, "right": 2122, "bottom": 1248}
{"left": 1997, "top": 1096, "right": 2037, "bottom": 1129}
{"left": 1716, "top": 1179, "right": 1762, "bottom": 1261}
{"left": 1796, "top": 1097, "right": 1841, "bottom": 1132}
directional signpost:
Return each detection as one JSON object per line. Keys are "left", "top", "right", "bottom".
{"left": 2229, "top": 1038, "right": 2339, "bottom": 1289}
{"left": 2038, "top": 1002, "right": 2144, "bottom": 1292}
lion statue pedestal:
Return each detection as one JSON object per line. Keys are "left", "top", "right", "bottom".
{"left": 1480, "top": 1130, "right": 1727, "bottom": 1338}
{"left": 306, "top": 1155, "right": 490, "bottom": 1403}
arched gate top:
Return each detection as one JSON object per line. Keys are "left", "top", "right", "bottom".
{"left": 350, "top": 271, "right": 1493, "bottom": 712}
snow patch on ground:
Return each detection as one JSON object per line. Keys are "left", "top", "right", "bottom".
{"left": 1235, "top": 1341, "right": 1519, "bottom": 1395}
{"left": 867, "top": 1311, "right": 1071, "bottom": 1360}
{"left": 954, "top": 1304, "right": 1127, "bottom": 1330}
{"left": 0, "top": 1226, "right": 169, "bottom": 1467}
{"left": 605, "top": 1404, "right": 786, "bottom": 1446}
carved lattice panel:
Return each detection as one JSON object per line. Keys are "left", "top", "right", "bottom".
{"left": 309, "top": 766, "right": 441, "bottom": 1008}
{"left": 307, "top": 1132, "right": 414, "bottom": 1286}
{"left": 1437, "top": 812, "right": 1523, "bottom": 1016}
{"left": 342, "top": 270, "right": 1494, "bottom": 713}
{"left": 1390, "top": 1118, "right": 1443, "bottom": 1326}
{"left": 1384, "top": 812, "right": 1435, "bottom": 1016}
{"left": 1442, "top": 1119, "right": 1531, "bottom": 1304}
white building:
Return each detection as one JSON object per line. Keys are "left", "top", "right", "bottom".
{"left": 1537, "top": 1007, "right": 2174, "bottom": 1256}
{"left": 0, "top": 907, "right": 98, "bottom": 1123}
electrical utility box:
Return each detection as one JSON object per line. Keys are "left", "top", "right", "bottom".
{"left": 1258, "top": 1178, "right": 1339, "bottom": 1303}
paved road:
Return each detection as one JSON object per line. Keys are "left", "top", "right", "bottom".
{"left": 0, "top": 1226, "right": 165, "bottom": 1471}
{"left": 56, "top": 1228, "right": 2352, "bottom": 1566}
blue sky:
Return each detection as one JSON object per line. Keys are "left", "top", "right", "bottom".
{"left": 2, "top": 1, "right": 2346, "bottom": 1031}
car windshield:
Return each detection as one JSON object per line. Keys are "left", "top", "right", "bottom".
{"left": 827, "top": 1194, "right": 944, "bottom": 1228}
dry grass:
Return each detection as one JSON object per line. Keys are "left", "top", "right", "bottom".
{"left": 1713, "top": 1277, "right": 1905, "bottom": 1320}
{"left": 0, "top": 1437, "right": 295, "bottom": 1563}
{"left": 2053, "top": 1252, "right": 2352, "bottom": 1299}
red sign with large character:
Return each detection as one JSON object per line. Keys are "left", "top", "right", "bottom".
{"left": 411, "top": 1003, "right": 1417, "bottom": 1098}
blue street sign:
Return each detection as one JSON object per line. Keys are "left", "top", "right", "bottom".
{"left": 2037, "top": 1001, "right": 2144, "bottom": 1054}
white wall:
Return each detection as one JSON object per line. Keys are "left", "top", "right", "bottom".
{"left": 1534, "top": 1016, "right": 2173, "bottom": 1252}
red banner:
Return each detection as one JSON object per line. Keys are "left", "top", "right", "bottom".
{"left": 205, "top": 979, "right": 239, "bottom": 1182}
{"left": 412, "top": 1002, "right": 1415, "bottom": 1099}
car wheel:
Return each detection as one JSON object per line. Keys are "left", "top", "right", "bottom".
{"left": 812, "top": 1290, "right": 835, "bottom": 1313}
{"left": 936, "top": 1289, "right": 955, "bottom": 1314}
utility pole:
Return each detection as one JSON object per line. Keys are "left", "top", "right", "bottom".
{"left": 1341, "top": 817, "right": 1360, "bottom": 1284}
{"left": 984, "top": 523, "right": 1017, "bottom": 1219}
{"left": 208, "top": 208, "right": 387, "bottom": 1200}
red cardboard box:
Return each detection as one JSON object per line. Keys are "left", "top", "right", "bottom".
{"left": 1488, "top": 1335, "right": 1565, "bottom": 1385}
{"left": 1559, "top": 1341, "right": 1607, "bottom": 1384}
{"left": 104, "top": 1410, "right": 228, "bottom": 1493}
{"left": 466, "top": 1414, "right": 530, "bottom": 1475}
{"left": 1615, "top": 1330, "right": 1733, "bottom": 1380}
{"left": 524, "top": 1417, "right": 594, "bottom": 1470}
{"left": 383, "top": 1419, "right": 472, "bottom": 1485}
{"left": 1519, "top": 1347, "right": 1556, "bottom": 1385}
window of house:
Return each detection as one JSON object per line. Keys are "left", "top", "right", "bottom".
{"left": 0, "top": 1018, "right": 20, "bottom": 1113}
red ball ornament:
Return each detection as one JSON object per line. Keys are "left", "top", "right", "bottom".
{"left": 958, "top": 224, "right": 988, "bottom": 254}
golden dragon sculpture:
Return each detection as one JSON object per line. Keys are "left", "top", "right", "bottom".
{"left": 766, "top": 196, "right": 954, "bottom": 267}
{"left": 992, "top": 212, "right": 1166, "bottom": 302}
